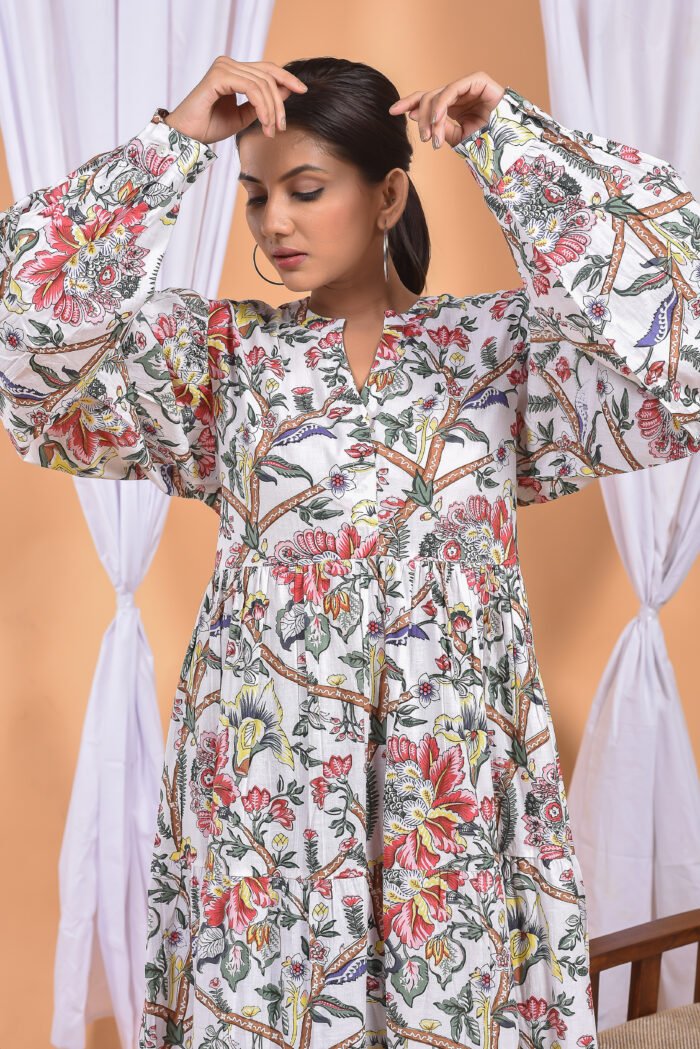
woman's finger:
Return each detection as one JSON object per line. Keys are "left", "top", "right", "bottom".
{"left": 388, "top": 89, "right": 424, "bottom": 115}
{"left": 416, "top": 88, "right": 443, "bottom": 145}
{"left": 430, "top": 82, "right": 467, "bottom": 147}
{"left": 253, "top": 66, "right": 305, "bottom": 131}
{"left": 256, "top": 60, "right": 309, "bottom": 95}
{"left": 389, "top": 87, "right": 455, "bottom": 146}
{"left": 435, "top": 74, "right": 494, "bottom": 128}
{"left": 211, "top": 67, "right": 267, "bottom": 122}
{"left": 229, "top": 71, "right": 279, "bottom": 134}
{"left": 219, "top": 55, "right": 308, "bottom": 97}
{"left": 430, "top": 79, "right": 472, "bottom": 128}
{"left": 244, "top": 68, "right": 284, "bottom": 134}
{"left": 436, "top": 113, "right": 463, "bottom": 148}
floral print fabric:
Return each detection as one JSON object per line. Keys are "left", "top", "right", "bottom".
{"left": 2, "top": 86, "right": 700, "bottom": 1049}
{"left": 0, "top": 121, "right": 222, "bottom": 506}
{"left": 454, "top": 86, "right": 700, "bottom": 504}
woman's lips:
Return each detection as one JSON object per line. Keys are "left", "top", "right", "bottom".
{"left": 274, "top": 253, "right": 307, "bottom": 269}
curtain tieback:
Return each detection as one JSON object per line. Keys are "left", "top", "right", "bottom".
{"left": 116, "top": 589, "right": 135, "bottom": 609}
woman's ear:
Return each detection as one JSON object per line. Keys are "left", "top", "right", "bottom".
{"left": 380, "top": 167, "right": 410, "bottom": 225}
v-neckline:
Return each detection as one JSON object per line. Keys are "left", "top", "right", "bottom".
{"left": 286, "top": 293, "right": 441, "bottom": 401}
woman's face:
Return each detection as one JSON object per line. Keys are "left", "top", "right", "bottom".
{"left": 237, "top": 126, "right": 406, "bottom": 298}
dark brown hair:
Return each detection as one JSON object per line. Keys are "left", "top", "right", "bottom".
{"left": 235, "top": 56, "right": 430, "bottom": 294}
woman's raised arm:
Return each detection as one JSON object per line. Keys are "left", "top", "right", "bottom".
{"left": 0, "top": 116, "right": 228, "bottom": 505}
{"left": 451, "top": 84, "right": 700, "bottom": 503}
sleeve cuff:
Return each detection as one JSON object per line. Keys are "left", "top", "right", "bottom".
{"left": 452, "top": 85, "right": 551, "bottom": 157}
{"left": 127, "top": 118, "right": 219, "bottom": 192}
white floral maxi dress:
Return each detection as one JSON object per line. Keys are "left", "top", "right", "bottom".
{"left": 2, "top": 86, "right": 700, "bottom": 1049}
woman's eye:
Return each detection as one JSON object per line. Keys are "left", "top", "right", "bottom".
{"left": 246, "top": 189, "right": 323, "bottom": 207}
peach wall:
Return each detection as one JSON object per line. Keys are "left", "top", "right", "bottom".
{"left": 1, "top": 2, "right": 698, "bottom": 1047}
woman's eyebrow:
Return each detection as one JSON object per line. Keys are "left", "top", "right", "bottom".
{"left": 238, "top": 164, "right": 328, "bottom": 184}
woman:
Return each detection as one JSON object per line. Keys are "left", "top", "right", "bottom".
{"left": 2, "top": 56, "right": 699, "bottom": 1049}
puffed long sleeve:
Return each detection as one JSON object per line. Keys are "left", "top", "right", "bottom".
{"left": 454, "top": 86, "right": 700, "bottom": 505}
{"left": 0, "top": 117, "right": 233, "bottom": 511}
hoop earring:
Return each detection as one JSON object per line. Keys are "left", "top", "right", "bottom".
{"left": 253, "top": 243, "right": 286, "bottom": 285}
{"left": 383, "top": 227, "right": 389, "bottom": 282}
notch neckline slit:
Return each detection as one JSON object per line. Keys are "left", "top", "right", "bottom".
{"left": 288, "top": 292, "right": 442, "bottom": 401}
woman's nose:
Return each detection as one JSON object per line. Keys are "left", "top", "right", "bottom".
{"left": 259, "top": 204, "right": 294, "bottom": 238}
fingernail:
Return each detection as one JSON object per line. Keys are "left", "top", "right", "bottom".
{"left": 421, "top": 128, "right": 430, "bottom": 141}
{"left": 433, "top": 134, "right": 440, "bottom": 149}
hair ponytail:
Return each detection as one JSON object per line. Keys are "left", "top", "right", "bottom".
{"left": 390, "top": 176, "right": 430, "bottom": 293}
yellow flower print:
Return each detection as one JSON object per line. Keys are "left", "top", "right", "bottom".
{"left": 233, "top": 300, "right": 266, "bottom": 329}
{"left": 351, "top": 496, "right": 378, "bottom": 527}
{"left": 462, "top": 117, "right": 537, "bottom": 182}
{"left": 222, "top": 678, "right": 294, "bottom": 775}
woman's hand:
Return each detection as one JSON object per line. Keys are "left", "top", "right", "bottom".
{"left": 388, "top": 71, "right": 506, "bottom": 149}
{"left": 164, "top": 56, "right": 309, "bottom": 144}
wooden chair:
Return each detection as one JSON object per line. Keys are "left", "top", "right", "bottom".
{"left": 590, "top": 908, "right": 700, "bottom": 1048}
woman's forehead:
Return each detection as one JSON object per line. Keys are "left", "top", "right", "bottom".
{"left": 238, "top": 128, "right": 340, "bottom": 183}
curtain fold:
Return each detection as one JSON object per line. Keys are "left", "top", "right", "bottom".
{"left": 538, "top": 0, "right": 700, "bottom": 1030}
{"left": 55, "top": 481, "right": 170, "bottom": 1048}
{"left": 0, "top": 1, "right": 275, "bottom": 1046}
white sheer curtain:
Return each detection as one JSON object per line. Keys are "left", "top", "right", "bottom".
{"left": 55, "top": 481, "right": 170, "bottom": 1048}
{"left": 0, "top": 1, "right": 275, "bottom": 1047}
{"left": 538, "top": 0, "right": 700, "bottom": 1031}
